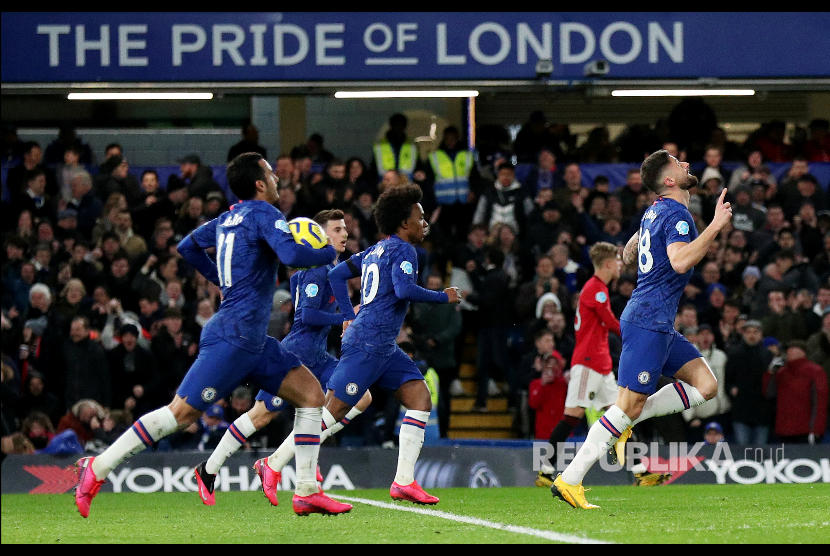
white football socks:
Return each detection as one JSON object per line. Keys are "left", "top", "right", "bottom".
{"left": 561, "top": 405, "right": 631, "bottom": 485}
{"left": 92, "top": 406, "right": 178, "bottom": 478}
{"left": 292, "top": 407, "right": 323, "bottom": 496}
{"left": 633, "top": 381, "right": 706, "bottom": 426}
{"left": 394, "top": 410, "right": 430, "bottom": 486}
{"left": 205, "top": 412, "right": 257, "bottom": 475}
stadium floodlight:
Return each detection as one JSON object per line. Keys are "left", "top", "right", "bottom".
{"left": 68, "top": 92, "right": 214, "bottom": 100}
{"left": 610, "top": 89, "right": 755, "bottom": 97}
{"left": 334, "top": 90, "right": 479, "bottom": 99}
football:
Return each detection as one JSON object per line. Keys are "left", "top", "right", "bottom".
{"left": 288, "top": 217, "right": 329, "bottom": 249}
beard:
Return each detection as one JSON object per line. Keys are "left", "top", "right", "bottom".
{"left": 679, "top": 172, "right": 699, "bottom": 190}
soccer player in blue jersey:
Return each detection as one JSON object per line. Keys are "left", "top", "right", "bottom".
{"left": 325, "top": 184, "right": 462, "bottom": 505}
{"left": 551, "top": 150, "right": 733, "bottom": 509}
{"left": 193, "top": 209, "right": 373, "bottom": 506}
{"left": 73, "top": 152, "right": 351, "bottom": 517}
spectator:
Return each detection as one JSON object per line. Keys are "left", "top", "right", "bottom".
{"left": 168, "top": 154, "right": 222, "bottom": 200}
{"left": 761, "top": 288, "right": 808, "bottom": 343}
{"left": 60, "top": 316, "right": 110, "bottom": 409}
{"left": 804, "top": 118, "right": 830, "bottom": 162}
{"left": 467, "top": 248, "right": 512, "bottom": 411}
{"left": 525, "top": 194, "right": 565, "bottom": 257}
{"left": 726, "top": 320, "right": 774, "bottom": 444}
{"left": 763, "top": 340, "right": 828, "bottom": 443}
{"left": 527, "top": 347, "right": 568, "bottom": 440}
{"left": 113, "top": 209, "right": 148, "bottom": 263}
{"left": 729, "top": 185, "right": 766, "bottom": 234}
{"left": 5, "top": 141, "right": 57, "bottom": 201}
{"left": 66, "top": 170, "right": 103, "bottom": 240}
{"left": 512, "top": 110, "right": 563, "bottom": 164}
{"left": 55, "top": 144, "right": 85, "bottom": 203}
{"left": 20, "top": 410, "right": 56, "bottom": 450}
{"left": 409, "top": 273, "right": 462, "bottom": 436}
{"left": 472, "top": 162, "right": 532, "bottom": 238}
{"left": 12, "top": 168, "right": 57, "bottom": 225}
{"left": 132, "top": 169, "right": 175, "bottom": 239}
{"left": 56, "top": 398, "right": 106, "bottom": 446}
{"left": 108, "top": 323, "right": 160, "bottom": 416}
{"left": 681, "top": 324, "right": 731, "bottom": 441}
{"left": 521, "top": 147, "right": 563, "bottom": 197}
{"left": 227, "top": 121, "right": 267, "bottom": 162}
{"left": 44, "top": 125, "right": 93, "bottom": 167}
{"left": 703, "top": 421, "right": 726, "bottom": 444}
{"left": 783, "top": 174, "right": 826, "bottom": 220}
{"left": 617, "top": 167, "right": 645, "bottom": 221}
{"left": 96, "top": 155, "right": 142, "bottom": 208}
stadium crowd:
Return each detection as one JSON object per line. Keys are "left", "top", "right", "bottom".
{"left": 1, "top": 101, "right": 829, "bottom": 458}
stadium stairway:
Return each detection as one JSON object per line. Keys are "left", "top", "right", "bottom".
{"left": 447, "top": 333, "right": 516, "bottom": 439}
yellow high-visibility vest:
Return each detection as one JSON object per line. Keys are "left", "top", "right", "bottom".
{"left": 429, "top": 149, "right": 474, "bottom": 204}
{"left": 374, "top": 141, "right": 417, "bottom": 178}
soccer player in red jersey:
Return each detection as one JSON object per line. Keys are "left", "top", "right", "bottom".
{"left": 537, "top": 242, "right": 621, "bottom": 486}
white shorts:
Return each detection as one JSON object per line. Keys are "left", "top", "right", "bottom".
{"left": 564, "top": 364, "right": 618, "bottom": 410}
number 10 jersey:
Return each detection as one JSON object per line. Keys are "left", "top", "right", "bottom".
{"left": 621, "top": 196, "right": 698, "bottom": 333}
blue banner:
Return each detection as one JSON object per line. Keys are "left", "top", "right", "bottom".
{"left": 3, "top": 12, "right": 829, "bottom": 83}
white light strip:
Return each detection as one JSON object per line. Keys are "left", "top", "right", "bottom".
{"left": 611, "top": 89, "right": 755, "bottom": 97}
{"left": 68, "top": 92, "right": 214, "bottom": 100}
{"left": 335, "top": 90, "right": 479, "bottom": 99}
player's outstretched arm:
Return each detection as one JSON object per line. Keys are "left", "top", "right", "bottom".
{"left": 667, "top": 188, "right": 732, "bottom": 274}
{"left": 178, "top": 219, "right": 221, "bottom": 286}
{"left": 261, "top": 211, "right": 336, "bottom": 269}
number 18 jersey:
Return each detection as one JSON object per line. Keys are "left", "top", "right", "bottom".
{"left": 621, "top": 197, "right": 698, "bottom": 333}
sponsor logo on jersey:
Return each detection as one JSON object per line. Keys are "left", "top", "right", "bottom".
{"left": 400, "top": 261, "right": 414, "bottom": 275}
{"left": 305, "top": 283, "right": 319, "bottom": 297}
{"left": 595, "top": 291, "right": 607, "bottom": 303}
{"left": 223, "top": 213, "right": 245, "bottom": 227}
{"left": 201, "top": 387, "right": 217, "bottom": 402}
{"left": 275, "top": 219, "right": 290, "bottom": 233}
{"left": 676, "top": 221, "right": 690, "bottom": 235}
{"left": 637, "top": 371, "right": 651, "bottom": 385}
{"left": 346, "top": 382, "right": 359, "bottom": 396}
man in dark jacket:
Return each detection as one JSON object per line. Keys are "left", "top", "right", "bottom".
{"left": 726, "top": 320, "right": 775, "bottom": 444}
{"left": 61, "top": 316, "right": 110, "bottom": 410}
{"left": 167, "top": 154, "right": 222, "bottom": 200}
{"left": 410, "top": 273, "right": 463, "bottom": 436}
{"left": 108, "top": 323, "right": 160, "bottom": 416}
{"left": 467, "top": 248, "right": 513, "bottom": 411}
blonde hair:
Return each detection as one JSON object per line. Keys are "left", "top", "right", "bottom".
{"left": 60, "top": 278, "right": 86, "bottom": 300}
{"left": 589, "top": 241, "right": 619, "bottom": 268}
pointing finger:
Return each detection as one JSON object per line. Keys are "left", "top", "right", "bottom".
{"left": 718, "top": 188, "right": 728, "bottom": 203}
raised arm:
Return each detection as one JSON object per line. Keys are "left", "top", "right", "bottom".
{"left": 666, "top": 189, "right": 732, "bottom": 274}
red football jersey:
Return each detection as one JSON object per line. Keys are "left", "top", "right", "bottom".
{"left": 571, "top": 275, "right": 621, "bottom": 375}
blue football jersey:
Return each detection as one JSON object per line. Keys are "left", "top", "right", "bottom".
{"left": 621, "top": 197, "right": 698, "bottom": 333}
{"left": 281, "top": 264, "right": 342, "bottom": 367}
{"left": 185, "top": 200, "right": 335, "bottom": 353}
{"left": 339, "top": 235, "right": 447, "bottom": 354}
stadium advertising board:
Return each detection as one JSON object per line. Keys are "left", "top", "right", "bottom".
{"left": 3, "top": 445, "right": 829, "bottom": 494}
{"left": 2, "top": 12, "right": 830, "bottom": 83}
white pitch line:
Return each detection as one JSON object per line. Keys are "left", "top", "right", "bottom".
{"left": 332, "top": 494, "right": 611, "bottom": 544}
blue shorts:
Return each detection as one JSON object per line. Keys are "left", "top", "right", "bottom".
{"left": 327, "top": 343, "right": 424, "bottom": 406}
{"left": 177, "top": 334, "right": 302, "bottom": 412}
{"left": 254, "top": 354, "right": 339, "bottom": 412}
{"left": 617, "top": 321, "right": 702, "bottom": 395}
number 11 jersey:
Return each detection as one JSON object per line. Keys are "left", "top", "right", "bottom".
{"left": 621, "top": 196, "right": 698, "bottom": 333}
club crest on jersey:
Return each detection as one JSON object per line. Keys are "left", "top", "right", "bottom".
{"left": 595, "top": 291, "right": 607, "bottom": 303}
{"left": 637, "top": 371, "right": 651, "bottom": 385}
{"left": 676, "top": 221, "right": 690, "bottom": 235}
{"left": 223, "top": 213, "right": 245, "bottom": 227}
{"left": 201, "top": 387, "right": 217, "bottom": 402}
{"left": 271, "top": 396, "right": 283, "bottom": 409}
{"left": 275, "top": 219, "right": 290, "bottom": 233}
{"left": 346, "top": 383, "right": 359, "bottom": 396}
{"left": 400, "top": 261, "right": 414, "bottom": 275}
{"left": 305, "top": 283, "right": 319, "bottom": 297}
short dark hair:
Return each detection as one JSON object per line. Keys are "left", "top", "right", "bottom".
{"left": 25, "top": 168, "right": 45, "bottom": 183}
{"left": 374, "top": 184, "right": 423, "bottom": 235}
{"left": 534, "top": 328, "right": 554, "bottom": 341}
{"left": 775, "top": 249, "right": 795, "bottom": 261}
{"left": 227, "top": 152, "right": 265, "bottom": 200}
{"left": 640, "top": 150, "right": 672, "bottom": 194}
{"left": 314, "top": 209, "right": 345, "bottom": 227}
{"left": 140, "top": 169, "right": 159, "bottom": 181}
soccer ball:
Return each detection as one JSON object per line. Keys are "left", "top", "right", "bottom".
{"left": 288, "top": 217, "right": 328, "bottom": 249}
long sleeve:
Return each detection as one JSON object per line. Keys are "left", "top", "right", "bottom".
{"left": 328, "top": 252, "right": 364, "bottom": 321}
{"left": 302, "top": 308, "right": 347, "bottom": 326}
{"left": 177, "top": 232, "right": 220, "bottom": 286}
{"left": 259, "top": 210, "right": 336, "bottom": 268}
{"left": 392, "top": 244, "right": 449, "bottom": 303}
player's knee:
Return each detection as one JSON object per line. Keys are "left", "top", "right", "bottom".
{"left": 296, "top": 388, "right": 325, "bottom": 408}
{"left": 699, "top": 377, "right": 718, "bottom": 401}
{"left": 168, "top": 397, "right": 200, "bottom": 426}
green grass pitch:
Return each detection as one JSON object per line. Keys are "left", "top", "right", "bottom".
{"left": 3, "top": 484, "right": 830, "bottom": 544}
